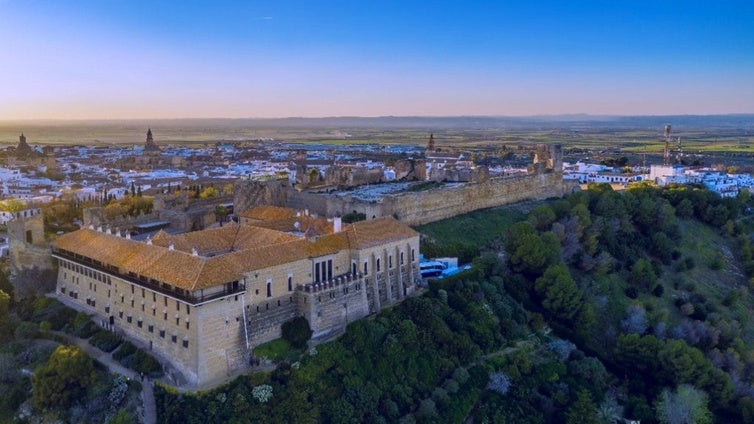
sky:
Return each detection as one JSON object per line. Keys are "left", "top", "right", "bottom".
{"left": 1, "top": 0, "right": 753, "bottom": 119}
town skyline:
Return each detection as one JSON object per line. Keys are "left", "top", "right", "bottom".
{"left": 2, "top": 1, "right": 753, "bottom": 120}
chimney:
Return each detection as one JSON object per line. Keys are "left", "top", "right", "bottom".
{"left": 125, "top": 232, "right": 131, "bottom": 240}
{"left": 191, "top": 247, "right": 198, "bottom": 256}
{"left": 168, "top": 242, "right": 174, "bottom": 251}
{"left": 333, "top": 216, "right": 342, "bottom": 233}
{"left": 146, "top": 236, "right": 152, "bottom": 245}
{"left": 105, "top": 227, "right": 112, "bottom": 235}
{"left": 88, "top": 224, "right": 94, "bottom": 230}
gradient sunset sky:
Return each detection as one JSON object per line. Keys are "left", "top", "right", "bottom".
{"left": 2, "top": 0, "right": 753, "bottom": 119}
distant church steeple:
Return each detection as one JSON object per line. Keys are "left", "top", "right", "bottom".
{"left": 16, "top": 132, "right": 32, "bottom": 157}
{"left": 427, "top": 133, "right": 436, "bottom": 152}
{"left": 144, "top": 128, "right": 161, "bottom": 153}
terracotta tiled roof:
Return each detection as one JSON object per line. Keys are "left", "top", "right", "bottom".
{"left": 149, "top": 224, "right": 299, "bottom": 256}
{"left": 52, "top": 216, "right": 416, "bottom": 291}
{"left": 239, "top": 205, "right": 298, "bottom": 221}
{"left": 250, "top": 215, "right": 333, "bottom": 235}
{"left": 347, "top": 217, "right": 419, "bottom": 248}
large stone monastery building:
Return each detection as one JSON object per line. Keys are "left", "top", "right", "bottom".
{"left": 52, "top": 206, "right": 421, "bottom": 386}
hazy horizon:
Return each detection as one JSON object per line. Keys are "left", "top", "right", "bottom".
{"left": 2, "top": 1, "right": 754, "bottom": 119}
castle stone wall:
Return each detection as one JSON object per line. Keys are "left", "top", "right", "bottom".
{"left": 234, "top": 172, "right": 572, "bottom": 226}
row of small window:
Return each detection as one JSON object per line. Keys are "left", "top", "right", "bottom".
{"left": 126, "top": 285, "right": 191, "bottom": 314}
{"left": 63, "top": 261, "right": 190, "bottom": 315}
{"left": 60, "top": 261, "right": 111, "bottom": 285}
{"left": 116, "top": 290, "right": 190, "bottom": 315}
{"left": 250, "top": 297, "right": 295, "bottom": 312}
{"left": 112, "top": 308, "right": 190, "bottom": 329}
{"left": 362, "top": 249, "right": 416, "bottom": 276}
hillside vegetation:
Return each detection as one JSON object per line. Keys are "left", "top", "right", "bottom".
{"left": 155, "top": 183, "right": 754, "bottom": 423}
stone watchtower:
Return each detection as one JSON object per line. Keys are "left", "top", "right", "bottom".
{"left": 531, "top": 144, "right": 564, "bottom": 174}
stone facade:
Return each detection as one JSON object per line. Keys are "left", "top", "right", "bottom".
{"left": 51, "top": 215, "right": 420, "bottom": 388}
{"left": 7, "top": 214, "right": 53, "bottom": 274}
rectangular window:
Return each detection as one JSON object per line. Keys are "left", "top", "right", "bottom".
{"left": 148, "top": 325, "right": 154, "bottom": 333}
{"left": 142, "top": 288, "right": 145, "bottom": 298}
{"left": 389, "top": 255, "right": 393, "bottom": 268}
{"left": 186, "top": 305, "right": 190, "bottom": 315}
{"left": 266, "top": 281, "right": 272, "bottom": 298}
{"left": 186, "top": 322, "right": 190, "bottom": 330}
{"left": 175, "top": 317, "right": 179, "bottom": 326}
{"left": 171, "top": 335, "right": 177, "bottom": 343}
{"left": 411, "top": 249, "right": 415, "bottom": 262}
{"left": 153, "top": 292, "right": 156, "bottom": 302}
{"left": 363, "top": 262, "right": 368, "bottom": 275}
{"left": 288, "top": 276, "right": 293, "bottom": 292}
{"left": 376, "top": 258, "right": 380, "bottom": 272}
{"left": 159, "top": 330, "right": 165, "bottom": 338}
{"left": 119, "top": 311, "right": 123, "bottom": 319}
{"left": 401, "top": 251, "right": 405, "bottom": 265}
{"left": 182, "top": 340, "right": 189, "bottom": 348}
{"left": 163, "top": 312, "right": 167, "bottom": 321}
{"left": 176, "top": 300, "right": 180, "bottom": 311}
{"left": 126, "top": 316, "right": 132, "bottom": 323}
{"left": 131, "top": 285, "right": 134, "bottom": 294}
{"left": 137, "top": 320, "right": 142, "bottom": 328}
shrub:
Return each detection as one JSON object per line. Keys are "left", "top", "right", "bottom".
{"left": 89, "top": 330, "right": 122, "bottom": 353}
{"left": 14, "top": 321, "right": 39, "bottom": 340}
{"left": 132, "top": 349, "right": 163, "bottom": 377}
{"left": 281, "top": 317, "right": 312, "bottom": 350}
{"left": 112, "top": 341, "right": 137, "bottom": 361}
{"left": 342, "top": 212, "right": 366, "bottom": 223}
{"left": 709, "top": 254, "right": 724, "bottom": 271}
{"left": 71, "top": 312, "right": 99, "bottom": 339}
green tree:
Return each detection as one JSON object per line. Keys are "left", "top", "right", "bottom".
{"left": 0, "top": 289, "right": 9, "bottom": 319}
{"left": 566, "top": 389, "right": 599, "bottom": 424}
{"left": 215, "top": 205, "right": 228, "bottom": 226}
{"left": 630, "top": 259, "right": 657, "bottom": 290}
{"left": 528, "top": 205, "right": 556, "bottom": 231}
{"left": 535, "top": 263, "right": 583, "bottom": 322}
{"left": 282, "top": 317, "right": 312, "bottom": 349}
{"left": 32, "top": 345, "right": 97, "bottom": 410}
{"left": 506, "top": 223, "right": 559, "bottom": 276}
{"left": 655, "top": 385, "right": 711, "bottom": 424}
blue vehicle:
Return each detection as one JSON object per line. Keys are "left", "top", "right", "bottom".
{"left": 420, "top": 261, "right": 446, "bottom": 278}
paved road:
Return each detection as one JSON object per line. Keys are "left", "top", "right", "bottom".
{"left": 53, "top": 332, "right": 157, "bottom": 424}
